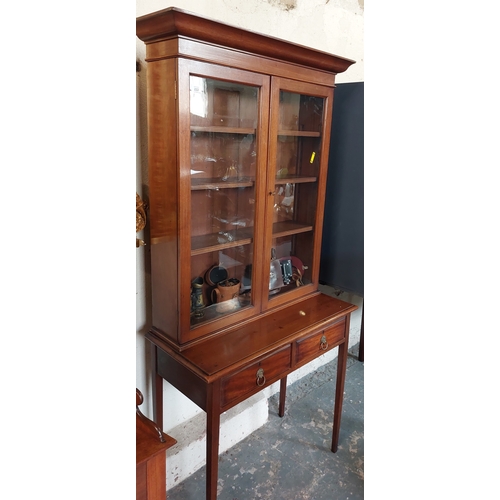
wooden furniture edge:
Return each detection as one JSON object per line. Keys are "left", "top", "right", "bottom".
{"left": 150, "top": 291, "right": 356, "bottom": 352}
{"left": 136, "top": 7, "right": 355, "bottom": 74}
{"left": 136, "top": 388, "right": 177, "bottom": 466}
{"left": 147, "top": 295, "right": 358, "bottom": 379}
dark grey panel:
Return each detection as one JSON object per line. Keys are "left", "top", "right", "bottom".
{"left": 320, "top": 82, "right": 364, "bottom": 295}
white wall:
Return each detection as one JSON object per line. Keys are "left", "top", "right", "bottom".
{"left": 136, "top": 0, "right": 364, "bottom": 83}
{"left": 136, "top": 0, "right": 364, "bottom": 488}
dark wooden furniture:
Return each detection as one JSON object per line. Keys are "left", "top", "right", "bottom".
{"left": 136, "top": 389, "right": 177, "bottom": 500}
{"left": 136, "top": 7, "right": 357, "bottom": 500}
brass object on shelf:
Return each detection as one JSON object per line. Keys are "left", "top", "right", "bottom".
{"left": 191, "top": 277, "right": 205, "bottom": 318}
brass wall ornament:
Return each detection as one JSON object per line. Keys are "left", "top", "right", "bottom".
{"left": 136, "top": 193, "right": 147, "bottom": 247}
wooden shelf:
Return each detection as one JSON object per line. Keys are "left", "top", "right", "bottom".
{"left": 277, "top": 130, "right": 320, "bottom": 137}
{"left": 192, "top": 128, "right": 320, "bottom": 137}
{"left": 191, "top": 177, "right": 255, "bottom": 190}
{"left": 192, "top": 221, "right": 313, "bottom": 255}
{"left": 274, "top": 175, "right": 317, "bottom": 185}
{"left": 191, "top": 126, "right": 256, "bottom": 135}
{"left": 191, "top": 227, "right": 254, "bottom": 256}
{"left": 272, "top": 220, "right": 313, "bottom": 238}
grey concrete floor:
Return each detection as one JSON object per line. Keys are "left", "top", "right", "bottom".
{"left": 166, "top": 345, "right": 364, "bottom": 499}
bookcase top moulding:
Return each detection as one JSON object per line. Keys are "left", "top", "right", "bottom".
{"left": 136, "top": 7, "right": 355, "bottom": 75}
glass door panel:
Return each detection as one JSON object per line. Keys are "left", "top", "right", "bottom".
{"left": 189, "top": 77, "right": 259, "bottom": 327}
{"left": 269, "top": 90, "right": 325, "bottom": 299}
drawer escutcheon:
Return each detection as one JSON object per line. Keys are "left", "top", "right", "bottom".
{"left": 294, "top": 319, "right": 346, "bottom": 365}
{"left": 220, "top": 345, "right": 291, "bottom": 408}
{"left": 256, "top": 368, "right": 266, "bottom": 386}
{"left": 320, "top": 335, "right": 328, "bottom": 350}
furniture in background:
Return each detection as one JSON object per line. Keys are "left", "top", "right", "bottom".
{"left": 136, "top": 389, "right": 176, "bottom": 500}
{"left": 136, "top": 8, "right": 357, "bottom": 499}
{"left": 319, "top": 82, "right": 364, "bottom": 361}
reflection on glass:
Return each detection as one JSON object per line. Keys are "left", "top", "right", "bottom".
{"left": 270, "top": 91, "right": 325, "bottom": 299}
{"left": 279, "top": 92, "right": 324, "bottom": 132}
{"left": 189, "top": 76, "right": 259, "bottom": 327}
{"left": 190, "top": 76, "right": 208, "bottom": 118}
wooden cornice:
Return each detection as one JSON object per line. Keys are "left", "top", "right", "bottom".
{"left": 136, "top": 7, "right": 355, "bottom": 74}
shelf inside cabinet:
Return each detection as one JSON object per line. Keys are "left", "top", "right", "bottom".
{"left": 190, "top": 297, "right": 247, "bottom": 327}
{"left": 191, "top": 177, "right": 255, "bottom": 190}
{"left": 272, "top": 221, "right": 313, "bottom": 238}
{"left": 191, "top": 126, "right": 256, "bottom": 135}
{"left": 274, "top": 176, "right": 317, "bottom": 185}
{"left": 191, "top": 227, "right": 254, "bottom": 256}
{"left": 277, "top": 130, "right": 321, "bottom": 137}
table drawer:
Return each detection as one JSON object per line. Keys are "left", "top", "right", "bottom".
{"left": 221, "top": 345, "right": 291, "bottom": 407}
{"left": 295, "top": 319, "right": 346, "bottom": 365}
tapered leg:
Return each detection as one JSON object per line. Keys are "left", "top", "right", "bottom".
{"left": 150, "top": 343, "right": 163, "bottom": 427}
{"left": 331, "top": 341, "right": 348, "bottom": 452}
{"left": 206, "top": 380, "right": 221, "bottom": 500}
{"left": 279, "top": 376, "right": 287, "bottom": 417}
{"left": 331, "top": 314, "right": 351, "bottom": 453}
{"left": 153, "top": 372, "right": 163, "bottom": 428}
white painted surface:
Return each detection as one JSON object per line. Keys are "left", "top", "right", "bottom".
{"left": 166, "top": 392, "right": 269, "bottom": 489}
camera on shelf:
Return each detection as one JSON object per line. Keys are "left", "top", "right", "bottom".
{"left": 280, "top": 259, "right": 293, "bottom": 285}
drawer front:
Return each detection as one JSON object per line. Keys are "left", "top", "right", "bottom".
{"left": 221, "top": 345, "right": 291, "bottom": 408}
{"left": 295, "top": 319, "right": 346, "bottom": 365}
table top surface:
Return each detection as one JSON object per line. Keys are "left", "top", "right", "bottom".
{"left": 177, "top": 293, "right": 357, "bottom": 376}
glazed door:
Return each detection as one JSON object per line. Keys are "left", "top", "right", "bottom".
{"left": 262, "top": 77, "right": 334, "bottom": 310}
{"left": 177, "top": 60, "right": 270, "bottom": 341}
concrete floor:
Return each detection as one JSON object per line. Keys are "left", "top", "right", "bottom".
{"left": 166, "top": 344, "right": 364, "bottom": 499}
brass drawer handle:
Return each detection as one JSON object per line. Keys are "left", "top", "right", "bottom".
{"left": 256, "top": 368, "right": 266, "bottom": 386}
{"left": 320, "top": 335, "right": 328, "bottom": 350}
